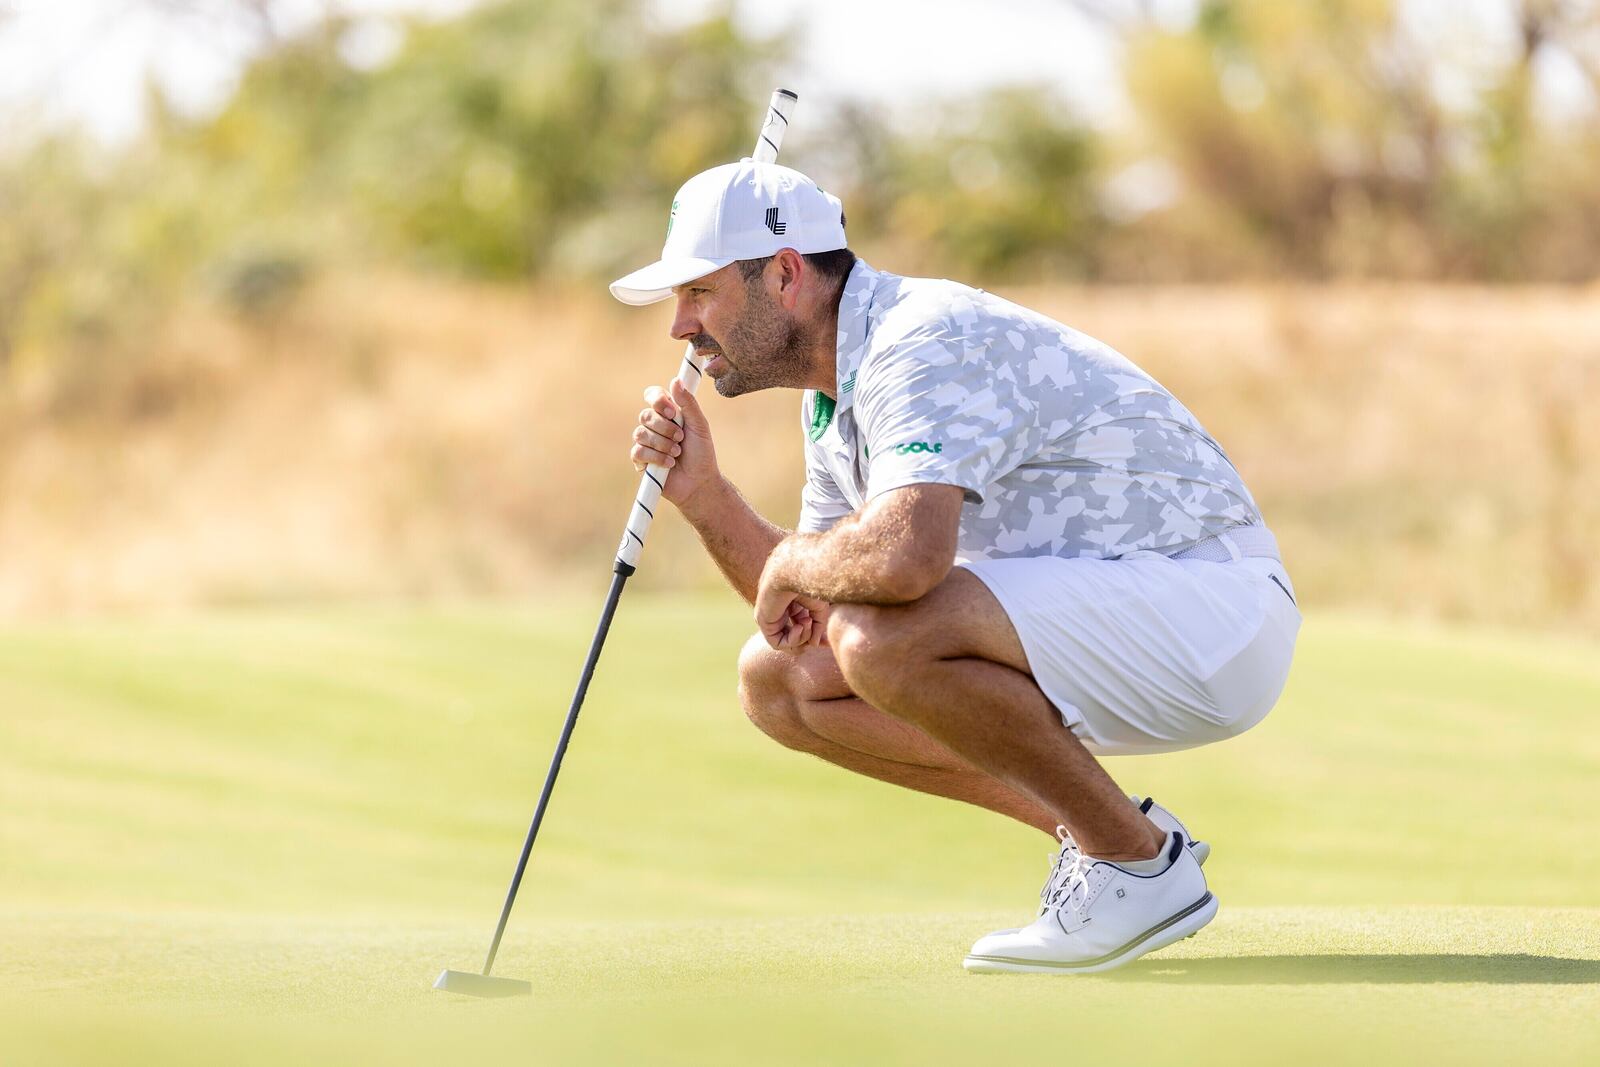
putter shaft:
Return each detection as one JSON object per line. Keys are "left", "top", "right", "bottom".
{"left": 447, "top": 88, "right": 799, "bottom": 994}
{"left": 480, "top": 562, "right": 632, "bottom": 976}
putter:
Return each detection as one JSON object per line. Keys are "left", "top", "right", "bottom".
{"left": 434, "top": 86, "right": 800, "bottom": 999}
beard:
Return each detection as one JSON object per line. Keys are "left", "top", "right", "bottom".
{"left": 695, "top": 287, "right": 811, "bottom": 398}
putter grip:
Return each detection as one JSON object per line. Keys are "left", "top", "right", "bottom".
{"left": 614, "top": 88, "right": 798, "bottom": 572}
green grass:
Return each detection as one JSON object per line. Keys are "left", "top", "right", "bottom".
{"left": 1, "top": 595, "right": 1597, "bottom": 1064}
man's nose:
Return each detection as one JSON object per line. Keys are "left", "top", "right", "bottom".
{"left": 669, "top": 298, "right": 699, "bottom": 342}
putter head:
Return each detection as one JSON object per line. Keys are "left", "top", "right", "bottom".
{"left": 433, "top": 968, "right": 532, "bottom": 999}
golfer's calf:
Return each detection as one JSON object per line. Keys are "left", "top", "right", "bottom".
{"left": 737, "top": 629, "right": 1064, "bottom": 835}
{"left": 738, "top": 630, "right": 938, "bottom": 761}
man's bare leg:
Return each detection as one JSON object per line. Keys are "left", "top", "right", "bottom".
{"left": 737, "top": 635, "right": 1060, "bottom": 835}
{"left": 825, "top": 569, "right": 1165, "bottom": 862}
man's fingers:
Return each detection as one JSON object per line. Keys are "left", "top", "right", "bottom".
{"left": 649, "top": 392, "right": 679, "bottom": 418}
{"left": 772, "top": 602, "right": 819, "bottom": 651}
{"left": 790, "top": 618, "right": 815, "bottom": 648}
{"left": 669, "top": 379, "right": 708, "bottom": 431}
{"left": 769, "top": 616, "right": 805, "bottom": 650}
{"left": 644, "top": 386, "right": 680, "bottom": 422}
{"left": 633, "top": 425, "right": 683, "bottom": 457}
{"left": 755, "top": 595, "right": 793, "bottom": 649}
{"left": 786, "top": 620, "right": 821, "bottom": 651}
{"left": 630, "top": 444, "right": 676, "bottom": 470}
{"left": 754, "top": 593, "right": 830, "bottom": 653}
{"left": 759, "top": 620, "right": 786, "bottom": 649}
{"left": 757, "top": 585, "right": 829, "bottom": 653}
{"left": 640, "top": 409, "right": 683, "bottom": 441}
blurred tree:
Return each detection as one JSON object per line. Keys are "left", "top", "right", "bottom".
{"left": 818, "top": 90, "right": 1103, "bottom": 280}
{"left": 37, "top": 0, "right": 779, "bottom": 294}
{"left": 139, "top": 0, "right": 780, "bottom": 282}
{"left": 0, "top": 0, "right": 780, "bottom": 389}
{"left": 0, "top": 137, "right": 179, "bottom": 381}
{"left": 8, "top": 0, "right": 1600, "bottom": 399}
{"left": 1075, "top": 0, "right": 1600, "bottom": 280}
{"left": 333, "top": 0, "right": 781, "bottom": 278}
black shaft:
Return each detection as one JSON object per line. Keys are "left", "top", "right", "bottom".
{"left": 480, "top": 564, "right": 632, "bottom": 975}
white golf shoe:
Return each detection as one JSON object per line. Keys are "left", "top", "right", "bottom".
{"left": 964, "top": 831, "right": 1217, "bottom": 975}
{"left": 971, "top": 826, "right": 1088, "bottom": 944}
{"left": 1132, "top": 795, "right": 1211, "bottom": 867}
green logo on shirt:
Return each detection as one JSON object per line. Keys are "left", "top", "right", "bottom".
{"left": 894, "top": 441, "right": 942, "bottom": 454}
{"left": 808, "top": 391, "right": 836, "bottom": 441}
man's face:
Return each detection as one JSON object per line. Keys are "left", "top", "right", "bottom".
{"left": 670, "top": 262, "right": 809, "bottom": 398}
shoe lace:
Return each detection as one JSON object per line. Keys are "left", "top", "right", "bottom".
{"left": 1037, "top": 825, "right": 1103, "bottom": 920}
{"left": 1038, "top": 826, "right": 1088, "bottom": 915}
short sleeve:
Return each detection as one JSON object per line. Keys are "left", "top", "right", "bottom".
{"left": 797, "top": 397, "right": 855, "bottom": 533}
{"left": 798, "top": 454, "right": 853, "bottom": 532}
{"left": 856, "top": 331, "right": 1042, "bottom": 503}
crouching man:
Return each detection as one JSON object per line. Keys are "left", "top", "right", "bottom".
{"left": 609, "top": 160, "right": 1299, "bottom": 974}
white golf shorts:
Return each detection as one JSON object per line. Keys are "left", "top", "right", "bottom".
{"left": 960, "top": 548, "right": 1301, "bottom": 756}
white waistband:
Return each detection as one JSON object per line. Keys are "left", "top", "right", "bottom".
{"left": 1164, "top": 525, "right": 1281, "bottom": 563}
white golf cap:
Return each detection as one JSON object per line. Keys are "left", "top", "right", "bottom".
{"left": 609, "top": 159, "right": 847, "bottom": 306}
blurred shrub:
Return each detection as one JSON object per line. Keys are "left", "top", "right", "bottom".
{"left": 1105, "top": 0, "right": 1600, "bottom": 280}
{"left": 0, "top": 0, "right": 779, "bottom": 395}
{"left": 0, "top": 135, "right": 189, "bottom": 402}
{"left": 214, "top": 249, "right": 311, "bottom": 319}
{"left": 6, "top": 0, "right": 1600, "bottom": 386}
{"left": 821, "top": 90, "right": 1103, "bottom": 281}
{"left": 151, "top": 0, "right": 783, "bottom": 281}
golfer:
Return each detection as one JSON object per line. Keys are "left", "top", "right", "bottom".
{"left": 610, "top": 160, "right": 1300, "bottom": 974}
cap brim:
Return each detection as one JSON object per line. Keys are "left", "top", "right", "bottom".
{"left": 608, "top": 256, "right": 733, "bottom": 306}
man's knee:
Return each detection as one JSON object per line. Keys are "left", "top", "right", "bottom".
{"left": 827, "top": 603, "right": 917, "bottom": 703}
{"left": 736, "top": 633, "right": 817, "bottom": 751}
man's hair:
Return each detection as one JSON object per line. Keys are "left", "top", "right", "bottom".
{"left": 737, "top": 248, "right": 857, "bottom": 294}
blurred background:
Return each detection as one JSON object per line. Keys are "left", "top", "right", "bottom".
{"left": 4, "top": 5, "right": 1599, "bottom": 1061}
{"left": 2, "top": 0, "right": 1598, "bottom": 625}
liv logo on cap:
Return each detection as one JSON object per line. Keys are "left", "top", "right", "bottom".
{"left": 610, "top": 160, "right": 848, "bottom": 305}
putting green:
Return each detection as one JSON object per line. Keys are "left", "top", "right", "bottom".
{"left": 1, "top": 596, "right": 1597, "bottom": 1064}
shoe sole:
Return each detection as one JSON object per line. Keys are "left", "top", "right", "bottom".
{"left": 990, "top": 844, "right": 1210, "bottom": 941}
{"left": 962, "top": 892, "right": 1219, "bottom": 975}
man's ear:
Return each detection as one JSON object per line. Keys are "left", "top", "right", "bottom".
{"left": 773, "top": 248, "right": 806, "bottom": 309}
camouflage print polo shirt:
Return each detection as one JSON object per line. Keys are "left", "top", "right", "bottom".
{"left": 798, "top": 259, "right": 1263, "bottom": 560}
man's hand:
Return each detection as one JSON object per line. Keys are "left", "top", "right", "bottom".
{"left": 755, "top": 545, "right": 832, "bottom": 650}
{"left": 631, "top": 378, "right": 718, "bottom": 507}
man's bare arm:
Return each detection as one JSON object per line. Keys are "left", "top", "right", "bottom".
{"left": 630, "top": 378, "right": 786, "bottom": 604}
{"left": 679, "top": 474, "right": 787, "bottom": 605}
{"left": 751, "top": 483, "right": 963, "bottom": 649}
{"left": 766, "top": 483, "right": 964, "bottom": 606}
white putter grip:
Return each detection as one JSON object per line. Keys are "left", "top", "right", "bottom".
{"left": 614, "top": 88, "right": 798, "bottom": 573}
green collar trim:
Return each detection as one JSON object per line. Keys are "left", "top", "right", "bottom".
{"left": 808, "top": 391, "right": 836, "bottom": 442}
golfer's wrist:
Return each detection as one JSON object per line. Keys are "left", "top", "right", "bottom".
{"left": 677, "top": 471, "right": 734, "bottom": 523}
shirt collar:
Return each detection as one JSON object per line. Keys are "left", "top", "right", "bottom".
{"left": 830, "top": 257, "right": 879, "bottom": 417}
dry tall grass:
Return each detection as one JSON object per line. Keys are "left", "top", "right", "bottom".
{"left": 2, "top": 274, "right": 1596, "bottom": 629}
